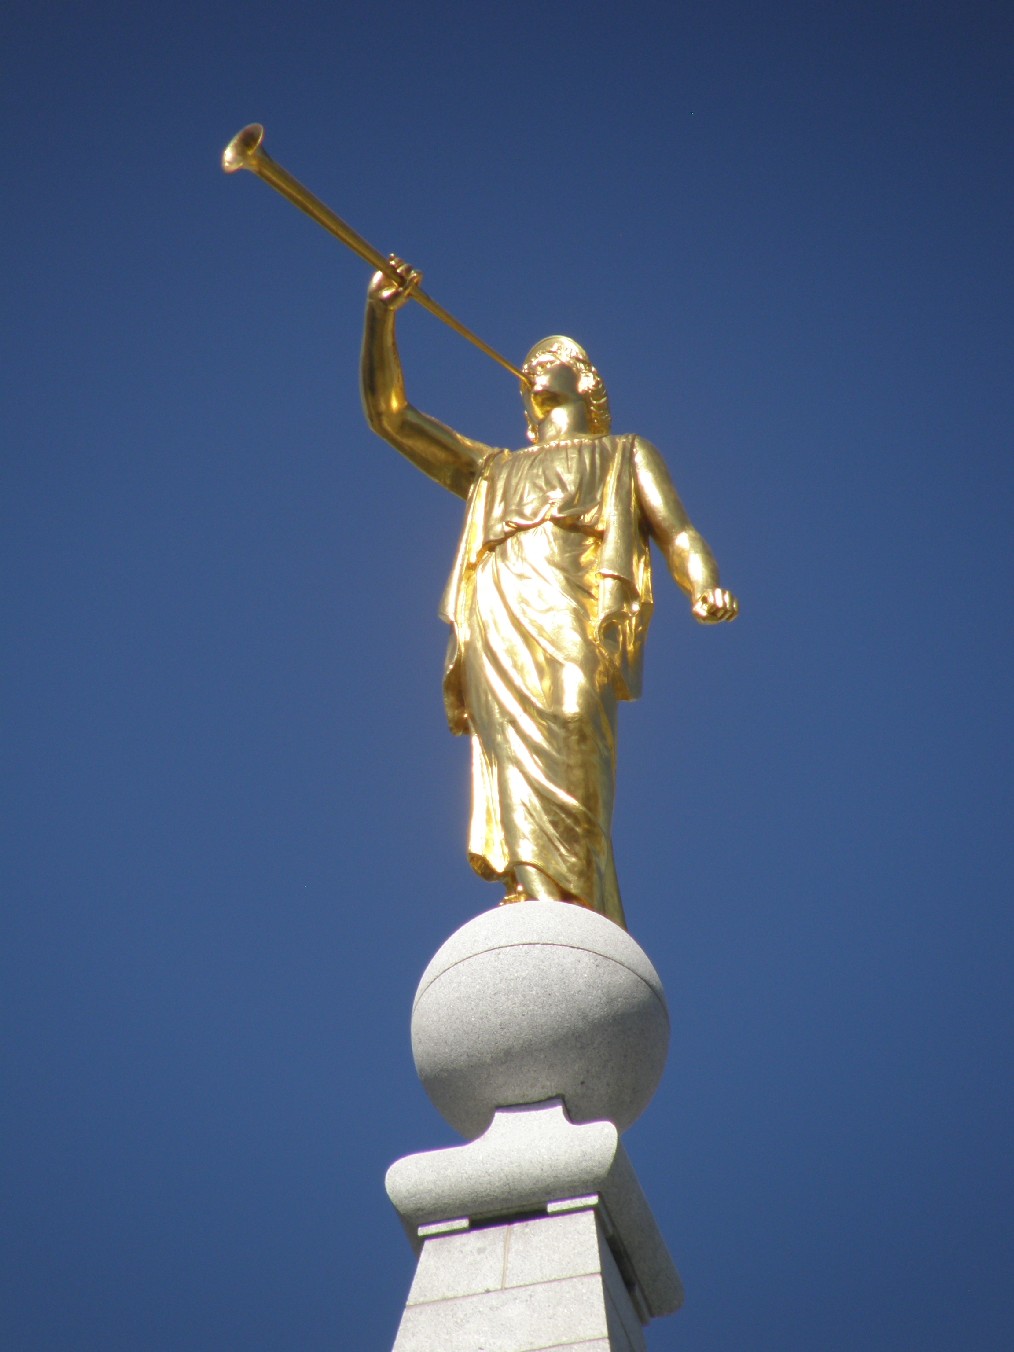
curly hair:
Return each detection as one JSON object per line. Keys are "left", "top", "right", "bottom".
{"left": 521, "top": 335, "right": 611, "bottom": 441}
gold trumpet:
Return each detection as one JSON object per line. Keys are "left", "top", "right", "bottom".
{"left": 222, "top": 124, "right": 525, "bottom": 384}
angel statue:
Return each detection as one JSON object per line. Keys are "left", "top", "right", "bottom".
{"left": 360, "top": 260, "right": 738, "bottom": 931}
{"left": 219, "top": 126, "right": 738, "bottom": 930}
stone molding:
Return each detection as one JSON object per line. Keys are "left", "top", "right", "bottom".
{"left": 386, "top": 1099, "right": 683, "bottom": 1320}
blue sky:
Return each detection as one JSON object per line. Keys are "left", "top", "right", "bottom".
{"left": 4, "top": 2, "right": 1013, "bottom": 1348}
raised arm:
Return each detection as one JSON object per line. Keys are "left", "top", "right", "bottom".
{"left": 632, "top": 436, "right": 739, "bottom": 624}
{"left": 360, "top": 261, "right": 494, "bottom": 499}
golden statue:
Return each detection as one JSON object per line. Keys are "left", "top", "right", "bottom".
{"left": 221, "top": 125, "right": 739, "bottom": 930}
{"left": 362, "top": 263, "right": 738, "bottom": 930}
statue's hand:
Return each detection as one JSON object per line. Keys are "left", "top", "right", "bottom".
{"left": 368, "top": 256, "right": 423, "bottom": 311}
{"left": 691, "top": 587, "right": 739, "bottom": 624}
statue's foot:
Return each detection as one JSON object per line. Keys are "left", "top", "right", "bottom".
{"left": 499, "top": 889, "right": 596, "bottom": 912}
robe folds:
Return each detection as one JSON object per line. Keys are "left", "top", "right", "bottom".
{"left": 439, "top": 434, "right": 654, "bottom": 929}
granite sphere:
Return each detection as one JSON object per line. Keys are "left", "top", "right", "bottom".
{"left": 411, "top": 901, "right": 670, "bottom": 1139}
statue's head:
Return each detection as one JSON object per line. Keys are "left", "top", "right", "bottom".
{"left": 521, "top": 336, "right": 611, "bottom": 443}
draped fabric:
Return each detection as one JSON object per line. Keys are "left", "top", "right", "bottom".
{"left": 438, "top": 435, "right": 654, "bottom": 928}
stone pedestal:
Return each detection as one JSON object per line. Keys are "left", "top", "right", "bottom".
{"left": 392, "top": 1202, "right": 649, "bottom": 1352}
{"left": 387, "top": 903, "right": 682, "bottom": 1351}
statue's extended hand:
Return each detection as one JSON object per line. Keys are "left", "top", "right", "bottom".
{"left": 368, "top": 256, "right": 423, "bottom": 311}
{"left": 691, "top": 587, "right": 739, "bottom": 624}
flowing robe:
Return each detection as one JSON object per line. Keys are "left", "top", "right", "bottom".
{"left": 439, "top": 434, "right": 654, "bottom": 929}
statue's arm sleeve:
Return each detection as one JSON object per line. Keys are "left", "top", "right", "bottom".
{"left": 360, "top": 299, "right": 493, "bottom": 500}
{"left": 632, "top": 436, "right": 723, "bottom": 600}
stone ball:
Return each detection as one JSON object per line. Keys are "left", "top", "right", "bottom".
{"left": 411, "top": 901, "right": 670, "bottom": 1139}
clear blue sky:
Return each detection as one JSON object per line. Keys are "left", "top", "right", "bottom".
{"left": 4, "top": 2, "right": 1012, "bottom": 1348}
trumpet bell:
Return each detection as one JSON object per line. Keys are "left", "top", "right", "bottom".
{"left": 222, "top": 123, "right": 265, "bottom": 173}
